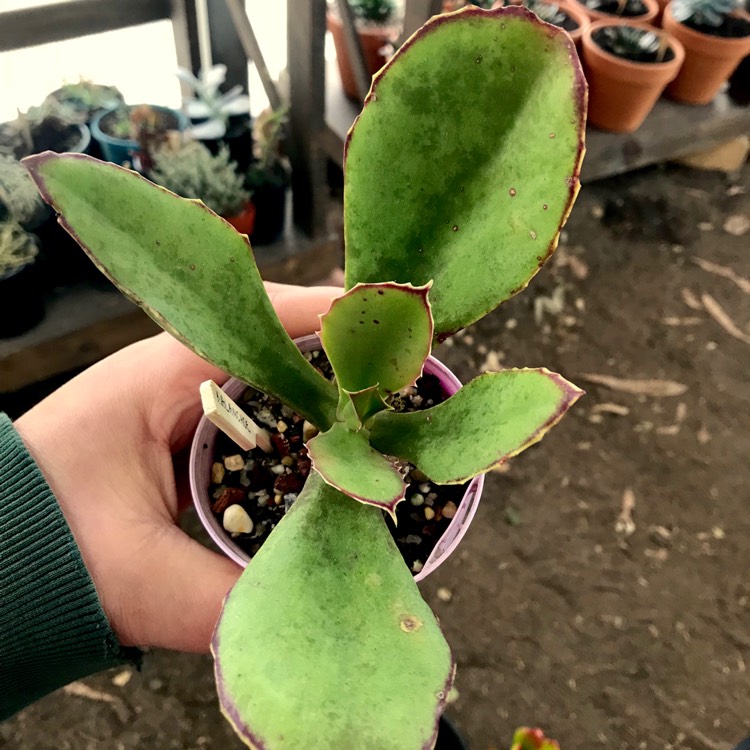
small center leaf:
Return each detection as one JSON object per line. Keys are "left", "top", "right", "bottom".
{"left": 320, "top": 282, "right": 434, "bottom": 401}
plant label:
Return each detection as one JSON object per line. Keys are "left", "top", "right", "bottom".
{"left": 200, "top": 379, "right": 272, "bottom": 453}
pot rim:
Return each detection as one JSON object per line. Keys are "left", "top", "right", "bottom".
{"left": 189, "top": 333, "right": 485, "bottom": 582}
{"left": 662, "top": 3, "right": 750, "bottom": 48}
{"left": 557, "top": 0, "right": 592, "bottom": 32}
{"left": 91, "top": 104, "right": 188, "bottom": 148}
{"left": 583, "top": 18, "right": 685, "bottom": 71}
{"left": 573, "top": 0, "right": 659, "bottom": 23}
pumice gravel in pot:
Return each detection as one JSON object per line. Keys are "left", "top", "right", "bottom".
{"left": 190, "top": 334, "right": 485, "bottom": 581}
{"left": 24, "top": 7, "right": 586, "bottom": 749}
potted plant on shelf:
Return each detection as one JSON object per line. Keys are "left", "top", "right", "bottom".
{"left": 176, "top": 65, "right": 253, "bottom": 172}
{"left": 0, "top": 98, "right": 90, "bottom": 159}
{"left": 0, "top": 155, "right": 48, "bottom": 231}
{"left": 328, "top": 0, "right": 400, "bottom": 101}
{"left": 662, "top": 0, "right": 750, "bottom": 104}
{"left": 91, "top": 102, "right": 188, "bottom": 169}
{"left": 24, "top": 7, "right": 586, "bottom": 748}
{"left": 582, "top": 21, "right": 684, "bottom": 131}
{"left": 47, "top": 79, "right": 124, "bottom": 126}
{"left": 571, "top": 0, "right": 659, "bottom": 23}
{"left": 150, "top": 142, "right": 255, "bottom": 235}
{"left": 0, "top": 222, "right": 44, "bottom": 338}
{"left": 245, "top": 107, "right": 290, "bottom": 246}
{"left": 493, "top": 0, "right": 591, "bottom": 45}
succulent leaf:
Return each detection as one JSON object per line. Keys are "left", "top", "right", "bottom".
{"left": 23, "top": 152, "right": 337, "bottom": 429}
{"left": 307, "top": 422, "right": 406, "bottom": 515}
{"left": 511, "top": 727, "right": 561, "bottom": 750}
{"left": 369, "top": 369, "right": 583, "bottom": 484}
{"left": 344, "top": 7, "right": 587, "bottom": 338}
{"left": 320, "top": 282, "right": 434, "bottom": 405}
{"left": 213, "top": 472, "right": 454, "bottom": 750}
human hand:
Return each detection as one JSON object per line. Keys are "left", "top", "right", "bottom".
{"left": 14, "top": 282, "right": 341, "bottom": 653}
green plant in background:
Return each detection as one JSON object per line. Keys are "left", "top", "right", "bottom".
{"left": 52, "top": 78, "right": 124, "bottom": 122}
{"left": 349, "top": 0, "right": 397, "bottom": 24}
{"left": 24, "top": 7, "right": 586, "bottom": 748}
{"left": 246, "top": 106, "right": 290, "bottom": 193}
{"left": 177, "top": 64, "right": 251, "bottom": 140}
{"left": 150, "top": 142, "right": 249, "bottom": 217}
{"left": 671, "top": 0, "right": 740, "bottom": 25}
{"left": 0, "top": 156, "right": 45, "bottom": 227}
{"left": 0, "top": 222, "right": 39, "bottom": 277}
{"left": 10, "top": 97, "right": 80, "bottom": 156}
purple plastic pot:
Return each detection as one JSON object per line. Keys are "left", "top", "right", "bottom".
{"left": 190, "top": 334, "right": 484, "bottom": 582}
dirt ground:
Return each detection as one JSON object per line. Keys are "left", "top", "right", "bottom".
{"left": 2, "top": 161, "right": 749, "bottom": 750}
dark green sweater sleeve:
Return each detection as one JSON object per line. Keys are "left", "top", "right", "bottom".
{"left": 0, "top": 414, "right": 139, "bottom": 719}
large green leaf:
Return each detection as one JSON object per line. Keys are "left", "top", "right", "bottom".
{"left": 23, "top": 152, "right": 337, "bottom": 429}
{"left": 344, "top": 7, "right": 587, "bottom": 337}
{"left": 307, "top": 422, "right": 406, "bottom": 515}
{"left": 213, "top": 472, "right": 454, "bottom": 750}
{"left": 320, "top": 282, "right": 433, "bottom": 396}
{"left": 369, "top": 369, "right": 583, "bottom": 484}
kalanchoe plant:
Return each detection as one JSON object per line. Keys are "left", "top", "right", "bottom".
{"left": 24, "top": 8, "right": 586, "bottom": 749}
{"left": 671, "top": 0, "right": 741, "bottom": 26}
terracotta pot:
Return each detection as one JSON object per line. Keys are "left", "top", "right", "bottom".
{"left": 662, "top": 3, "right": 750, "bottom": 105}
{"left": 572, "top": 0, "right": 658, "bottom": 24}
{"left": 189, "top": 334, "right": 485, "bottom": 582}
{"left": 327, "top": 13, "right": 395, "bottom": 101}
{"left": 582, "top": 20, "right": 685, "bottom": 132}
{"left": 224, "top": 201, "right": 256, "bottom": 236}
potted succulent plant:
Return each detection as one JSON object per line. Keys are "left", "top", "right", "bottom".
{"left": 582, "top": 20, "right": 685, "bottom": 131}
{"left": 0, "top": 222, "right": 44, "bottom": 338}
{"left": 662, "top": 0, "right": 750, "bottom": 104}
{"left": 24, "top": 8, "right": 586, "bottom": 748}
{"left": 0, "top": 98, "right": 90, "bottom": 160}
{"left": 150, "top": 142, "right": 255, "bottom": 235}
{"left": 176, "top": 65, "right": 253, "bottom": 172}
{"left": 91, "top": 103, "right": 188, "bottom": 169}
{"left": 47, "top": 79, "right": 124, "bottom": 125}
{"left": 571, "top": 0, "right": 659, "bottom": 23}
{"left": 493, "top": 0, "right": 591, "bottom": 45}
{"left": 328, "top": 0, "right": 400, "bottom": 101}
{"left": 245, "top": 107, "right": 290, "bottom": 246}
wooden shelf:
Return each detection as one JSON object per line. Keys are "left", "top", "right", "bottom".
{"left": 324, "top": 58, "right": 750, "bottom": 182}
{"left": 0, "top": 217, "right": 343, "bottom": 394}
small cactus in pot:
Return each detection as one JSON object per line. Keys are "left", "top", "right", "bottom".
{"left": 24, "top": 7, "right": 586, "bottom": 748}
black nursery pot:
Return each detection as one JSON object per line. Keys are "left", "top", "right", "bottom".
{"left": 248, "top": 162, "right": 290, "bottom": 246}
{"left": 436, "top": 716, "right": 470, "bottom": 750}
{"left": 190, "top": 114, "right": 254, "bottom": 174}
{"left": 0, "top": 260, "right": 45, "bottom": 338}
